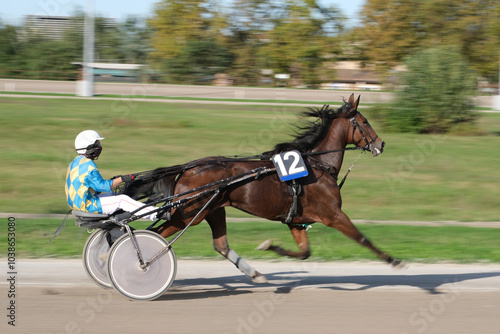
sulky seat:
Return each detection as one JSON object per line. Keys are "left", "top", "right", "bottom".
{"left": 73, "top": 210, "right": 114, "bottom": 229}
{"left": 72, "top": 210, "right": 110, "bottom": 220}
{"left": 72, "top": 210, "right": 132, "bottom": 229}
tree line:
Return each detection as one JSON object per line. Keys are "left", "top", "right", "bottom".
{"left": 0, "top": 15, "right": 150, "bottom": 80}
{"left": 1, "top": 0, "right": 498, "bottom": 86}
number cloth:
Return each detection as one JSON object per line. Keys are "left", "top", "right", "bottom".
{"left": 271, "top": 150, "right": 308, "bottom": 182}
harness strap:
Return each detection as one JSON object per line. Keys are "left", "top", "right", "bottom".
{"left": 43, "top": 210, "right": 72, "bottom": 243}
{"left": 284, "top": 179, "right": 301, "bottom": 224}
{"left": 142, "top": 167, "right": 276, "bottom": 228}
{"left": 305, "top": 146, "right": 364, "bottom": 156}
{"left": 158, "top": 172, "right": 183, "bottom": 223}
{"left": 338, "top": 151, "right": 364, "bottom": 190}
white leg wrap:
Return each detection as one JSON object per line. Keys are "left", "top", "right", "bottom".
{"left": 227, "top": 249, "right": 256, "bottom": 278}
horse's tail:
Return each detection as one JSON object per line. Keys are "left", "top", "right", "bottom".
{"left": 118, "top": 164, "right": 185, "bottom": 202}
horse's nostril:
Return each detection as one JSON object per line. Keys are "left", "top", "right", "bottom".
{"left": 381, "top": 141, "right": 386, "bottom": 149}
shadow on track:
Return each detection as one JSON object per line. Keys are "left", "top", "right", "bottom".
{"left": 155, "top": 270, "right": 500, "bottom": 301}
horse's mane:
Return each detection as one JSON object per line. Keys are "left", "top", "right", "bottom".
{"left": 263, "top": 100, "right": 352, "bottom": 156}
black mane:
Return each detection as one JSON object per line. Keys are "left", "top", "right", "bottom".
{"left": 264, "top": 101, "right": 352, "bottom": 156}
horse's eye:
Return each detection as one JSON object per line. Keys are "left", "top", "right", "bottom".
{"left": 363, "top": 120, "right": 368, "bottom": 125}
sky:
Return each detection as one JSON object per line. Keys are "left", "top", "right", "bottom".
{"left": 0, "top": 0, "right": 366, "bottom": 26}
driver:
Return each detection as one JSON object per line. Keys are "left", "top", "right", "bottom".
{"left": 65, "top": 130, "right": 158, "bottom": 221}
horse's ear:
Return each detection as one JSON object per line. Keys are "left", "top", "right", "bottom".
{"left": 353, "top": 95, "right": 361, "bottom": 111}
{"left": 348, "top": 93, "right": 355, "bottom": 106}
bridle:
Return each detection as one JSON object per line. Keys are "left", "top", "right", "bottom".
{"left": 307, "top": 112, "right": 380, "bottom": 188}
{"left": 304, "top": 111, "right": 379, "bottom": 160}
{"left": 350, "top": 112, "right": 379, "bottom": 152}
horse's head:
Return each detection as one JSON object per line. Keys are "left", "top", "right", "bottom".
{"left": 343, "top": 94, "right": 385, "bottom": 157}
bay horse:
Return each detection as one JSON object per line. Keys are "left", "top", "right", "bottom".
{"left": 121, "top": 94, "right": 404, "bottom": 282}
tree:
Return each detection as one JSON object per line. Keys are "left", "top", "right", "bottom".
{"left": 356, "top": 0, "right": 500, "bottom": 81}
{"left": 148, "top": 0, "right": 344, "bottom": 86}
{"left": 164, "top": 38, "right": 234, "bottom": 83}
{"left": 356, "top": 0, "right": 426, "bottom": 72}
{"left": 118, "top": 16, "right": 152, "bottom": 64}
{"left": 452, "top": 0, "right": 500, "bottom": 82}
{"left": 384, "top": 46, "right": 477, "bottom": 134}
{"left": 223, "top": 0, "right": 280, "bottom": 85}
{"left": 0, "top": 24, "right": 23, "bottom": 75}
{"left": 255, "top": 0, "right": 343, "bottom": 87}
{"left": 2, "top": 20, "right": 83, "bottom": 80}
{"left": 148, "top": 0, "right": 228, "bottom": 70}
{"left": 0, "top": 14, "right": 156, "bottom": 80}
{"left": 93, "top": 17, "right": 124, "bottom": 62}
{"left": 419, "top": 0, "right": 500, "bottom": 82}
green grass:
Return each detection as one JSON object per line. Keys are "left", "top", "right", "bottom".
{"left": 1, "top": 96, "right": 500, "bottom": 223}
{"left": 0, "top": 91, "right": 74, "bottom": 97}
{"left": 0, "top": 91, "right": 346, "bottom": 106}
{"left": 4, "top": 218, "right": 500, "bottom": 263}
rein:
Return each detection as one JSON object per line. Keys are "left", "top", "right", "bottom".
{"left": 338, "top": 151, "right": 365, "bottom": 189}
{"left": 306, "top": 148, "right": 365, "bottom": 189}
{"left": 304, "top": 146, "right": 365, "bottom": 156}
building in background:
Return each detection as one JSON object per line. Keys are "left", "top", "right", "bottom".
{"left": 322, "top": 61, "right": 384, "bottom": 91}
{"left": 23, "top": 15, "right": 115, "bottom": 40}
{"left": 71, "top": 62, "right": 144, "bottom": 82}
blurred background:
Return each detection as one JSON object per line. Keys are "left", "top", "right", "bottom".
{"left": 0, "top": 0, "right": 498, "bottom": 92}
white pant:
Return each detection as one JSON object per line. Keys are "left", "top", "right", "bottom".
{"left": 98, "top": 193, "right": 157, "bottom": 220}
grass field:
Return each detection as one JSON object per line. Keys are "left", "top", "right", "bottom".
{"left": 1, "top": 96, "right": 500, "bottom": 222}
{"left": 5, "top": 218, "right": 500, "bottom": 263}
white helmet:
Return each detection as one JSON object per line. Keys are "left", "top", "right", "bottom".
{"left": 75, "top": 130, "right": 105, "bottom": 154}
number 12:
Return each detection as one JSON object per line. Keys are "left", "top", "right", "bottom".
{"left": 273, "top": 151, "right": 306, "bottom": 176}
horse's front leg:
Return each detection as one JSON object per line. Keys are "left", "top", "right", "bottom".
{"left": 257, "top": 223, "right": 311, "bottom": 260}
{"left": 206, "top": 208, "right": 267, "bottom": 283}
{"left": 324, "top": 210, "right": 406, "bottom": 268}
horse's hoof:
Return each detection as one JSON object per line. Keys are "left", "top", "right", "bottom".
{"left": 252, "top": 272, "right": 268, "bottom": 284}
{"left": 391, "top": 259, "right": 408, "bottom": 270}
{"left": 256, "top": 239, "right": 272, "bottom": 251}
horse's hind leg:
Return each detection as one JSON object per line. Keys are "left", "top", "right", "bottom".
{"left": 325, "top": 210, "right": 405, "bottom": 268}
{"left": 257, "top": 224, "right": 311, "bottom": 260}
{"left": 206, "top": 208, "right": 267, "bottom": 283}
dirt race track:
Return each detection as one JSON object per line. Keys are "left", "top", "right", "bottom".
{"left": 1, "top": 259, "right": 500, "bottom": 334}
{"left": 0, "top": 78, "right": 494, "bottom": 108}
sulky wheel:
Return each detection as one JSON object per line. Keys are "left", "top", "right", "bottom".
{"left": 82, "top": 229, "right": 112, "bottom": 289}
{"left": 107, "top": 230, "right": 177, "bottom": 301}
